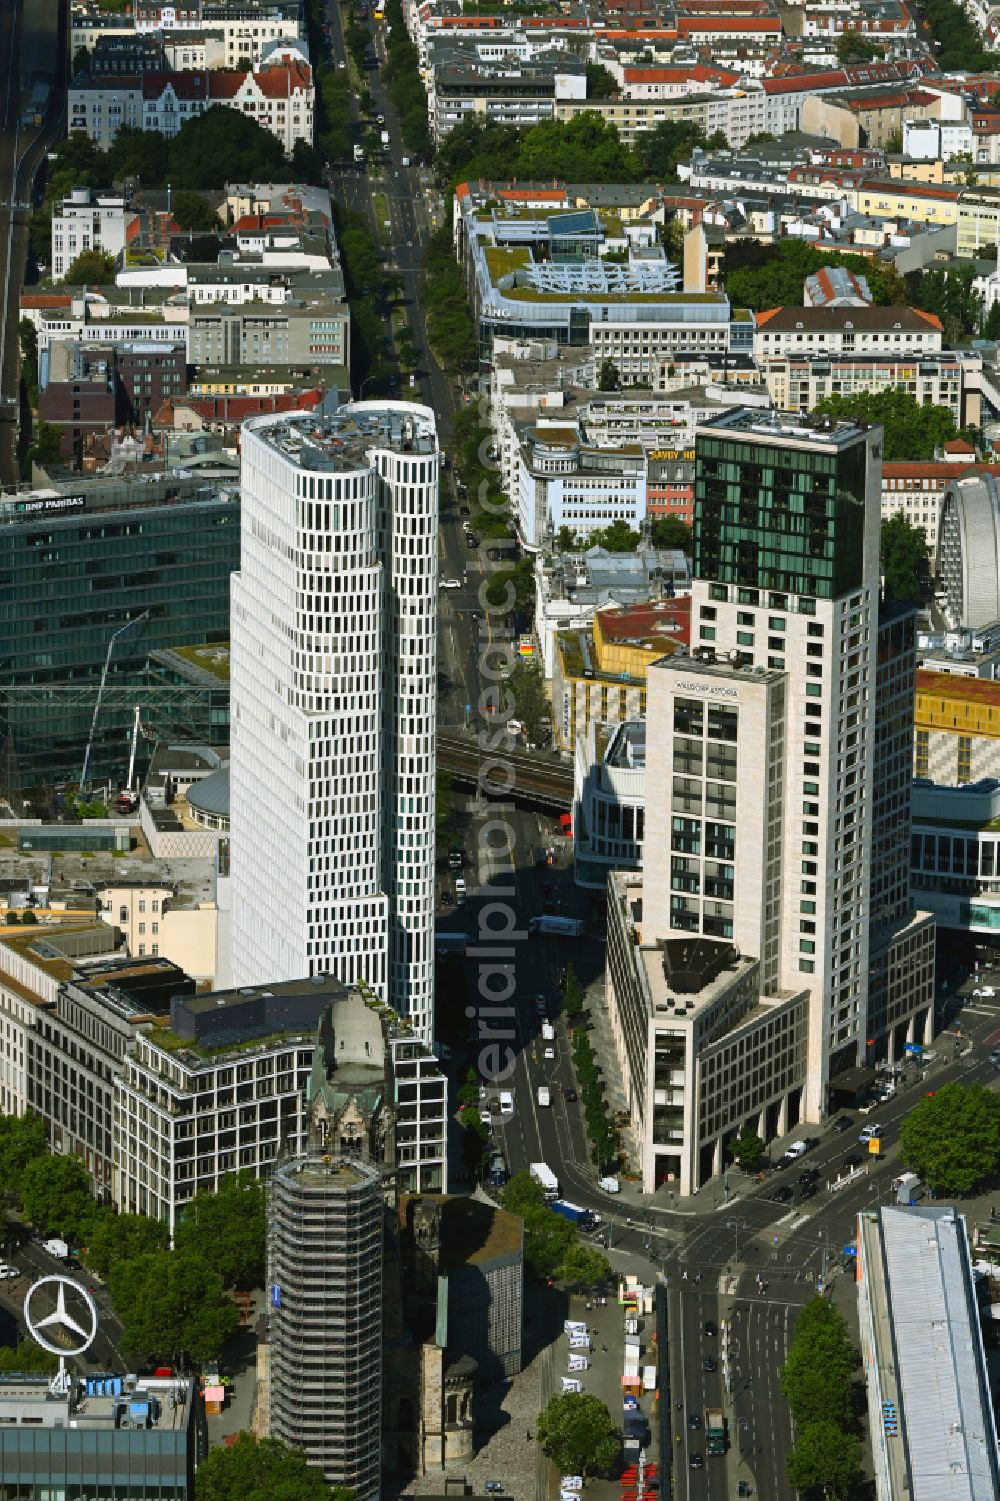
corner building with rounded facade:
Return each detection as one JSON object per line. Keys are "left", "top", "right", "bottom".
{"left": 230, "top": 404, "right": 438, "bottom": 1038}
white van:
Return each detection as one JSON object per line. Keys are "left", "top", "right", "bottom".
{"left": 499, "top": 1091, "right": 514, "bottom": 1117}
{"left": 455, "top": 877, "right": 467, "bottom": 900}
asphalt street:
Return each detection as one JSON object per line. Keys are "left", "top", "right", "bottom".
{"left": 0, "top": 0, "right": 66, "bottom": 487}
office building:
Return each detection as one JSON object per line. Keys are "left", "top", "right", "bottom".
{"left": 914, "top": 670, "right": 1000, "bottom": 784}
{"left": 937, "top": 472, "right": 1000, "bottom": 630}
{"left": 0, "top": 473, "right": 239, "bottom": 787}
{"left": 553, "top": 597, "right": 691, "bottom": 750}
{"left": 688, "top": 408, "right": 882, "bottom": 1113}
{"left": 230, "top": 405, "right": 439, "bottom": 1037}
{"left": 267, "top": 1153, "right": 383, "bottom": 1500}
{"left": 29, "top": 954, "right": 194, "bottom": 1200}
{"left": 573, "top": 718, "right": 647, "bottom": 889}
{"left": 453, "top": 184, "right": 731, "bottom": 380}
{"left": 866, "top": 605, "right": 936, "bottom": 1062}
{"left": 604, "top": 410, "right": 931, "bottom": 1191}
{"left": 856, "top": 1205, "right": 1000, "bottom": 1501}
{"left": 0, "top": 1371, "right": 197, "bottom": 1501}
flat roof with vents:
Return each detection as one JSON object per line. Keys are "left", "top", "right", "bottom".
{"left": 857, "top": 1205, "right": 1000, "bottom": 1501}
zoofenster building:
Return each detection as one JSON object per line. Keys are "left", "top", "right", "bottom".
{"left": 230, "top": 404, "right": 438, "bottom": 1039}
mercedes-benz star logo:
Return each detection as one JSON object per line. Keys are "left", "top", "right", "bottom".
{"left": 24, "top": 1275, "right": 99, "bottom": 1357}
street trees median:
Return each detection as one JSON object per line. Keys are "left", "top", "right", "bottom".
{"left": 174, "top": 1170, "right": 267, "bottom": 1288}
{"left": 18, "top": 1154, "right": 95, "bottom": 1241}
{"left": 83, "top": 1212, "right": 170, "bottom": 1278}
{"left": 194, "top": 1430, "right": 352, "bottom": 1501}
{"left": 898, "top": 1081, "right": 1000, "bottom": 1195}
{"left": 109, "top": 1249, "right": 238, "bottom": 1368}
{"left": 780, "top": 1297, "right": 863, "bottom": 1497}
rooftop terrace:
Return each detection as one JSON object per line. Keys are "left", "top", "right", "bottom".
{"left": 248, "top": 402, "right": 437, "bottom": 471}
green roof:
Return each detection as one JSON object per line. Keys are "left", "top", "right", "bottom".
{"left": 167, "top": 643, "right": 231, "bottom": 682}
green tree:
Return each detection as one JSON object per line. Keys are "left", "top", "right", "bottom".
{"left": 785, "top": 1420, "right": 863, "bottom": 1499}
{"left": 170, "top": 191, "right": 222, "bottom": 233}
{"left": 459, "top": 1108, "right": 489, "bottom": 1177}
{"left": 556, "top": 1240, "right": 612, "bottom": 1290}
{"left": 836, "top": 30, "right": 882, "bottom": 63}
{"left": 880, "top": 514, "right": 929, "bottom": 603}
{"left": 780, "top": 1298, "right": 859, "bottom": 1428}
{"left": 174, "top": 1170, "right": 266, "bottom": 1287}
{"left": 909, "top": 261, "right": 982, "bottom": 344}
{"left": 983, "top": 299, "right": 1000, "bottom": 341}
{"left": 194, "top": 1430, "right": 349, "bottom": 1501}
{"left": 458, "top": 1066, "right": 480, "bottom": 1110}
{"left": 650, "top": 515, "right": 692, "bottom": 552}
{"left": 72, "top": 45, "right": 92, "bottom": 76}
{"left": 500, "top": 1170, "right": 547, "bottom": 1218}
{"left": 167, "top": 107, "right": 290, "bottom": 190}
{"left": 814, "top": 388, "right": 959, "bottom": 462}
{"left": 18, "top": 1153, "right": 94, "bottom": 1238}
{"left": 503, "top": 660, "right": 550, "bottom": 738}
{"left": 898, "top": 1081, "right": 1000, "bottom": 1194}
{"left": 588, "top": 519, "right": 641, "bottom": 553}
{"left": 83, "top": 1211, "right": 170, "bottom": 1278}
{"left": 537, "top": 1392, "right": 621, "bottom": 1476}
{"left": 106, "top": 126, "right": 170, "bottom": 185}
{"left": 563, "top": 963, "right": 584, "bottom": 1020}
{"left": 0, "top": 1112, "right": 48, "bottom": 1205}
{"left": 634, "top": 120, "right": 705, "bottom": 181}
{"left": 63, "top": 249, "right": 116, "bottom": 285}
{"left": 586, "top": 63, "right": 618, "bottom": 99}
{"left": 109, "top": 1249, "right": 238, "bottom": 1367}
{"left": 598, "top": 358, "right": 620, "bottom": 391}
{"left": 730, "top": 1128, "right": 765, "bottom": 1171}
{"left": 0, "top": 1339, "right": 58, "bottom": 1376}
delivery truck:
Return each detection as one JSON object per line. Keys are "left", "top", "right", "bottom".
{"left": 530, "top": 1161, "right": 559, "bottom": 1199}
{"left": 706, "top": 1407, "right": 727, "bottom": 1455}
{"left": 528, "top": 916, "right": 585, "bottom": 937}
{"left": 552, "top": 1200, "right": 590, "bottom": 1227}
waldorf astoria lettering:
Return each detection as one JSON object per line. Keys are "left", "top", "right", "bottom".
{"left": 675, "top": 681, "right": 739, "bottom": 697}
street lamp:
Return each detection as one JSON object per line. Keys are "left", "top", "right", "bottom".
{"left": 357, "top": 374, "right": 380, "bottom": 400}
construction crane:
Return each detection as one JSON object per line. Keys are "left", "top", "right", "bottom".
{"left": 80, "top": 613, "right": 150, "bottom": 789}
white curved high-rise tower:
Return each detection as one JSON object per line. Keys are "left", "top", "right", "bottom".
{"left": 230, "top": 403, "right": 438, "bottom": 1038}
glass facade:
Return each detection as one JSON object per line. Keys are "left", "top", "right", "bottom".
{"left": 0, "top": 484, "right": 239, "bottom": 785}
{"left": 694, "top": 435, "right": 867, "bottom": 599}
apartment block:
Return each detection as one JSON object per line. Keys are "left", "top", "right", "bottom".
{"left": 51, "top": 187, "right": 136, "bottom": 281}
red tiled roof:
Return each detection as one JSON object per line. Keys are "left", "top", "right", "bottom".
{"left": 20, "top": 294, "right": 72, "bottom": 308}
{"left": 858, "top": 177, "right": 959, "bottom": 200}
{"left": 142, "top": 70, "right": 209, "bottom": 100}
{"left": 943, "top": 438, "right": 976, "bottom": 454}
{"left": 623, "top": 64, "right": 741, "bottom": 84}
{"left": 883, "top": 461, "right": 1000, "bottom": 479}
